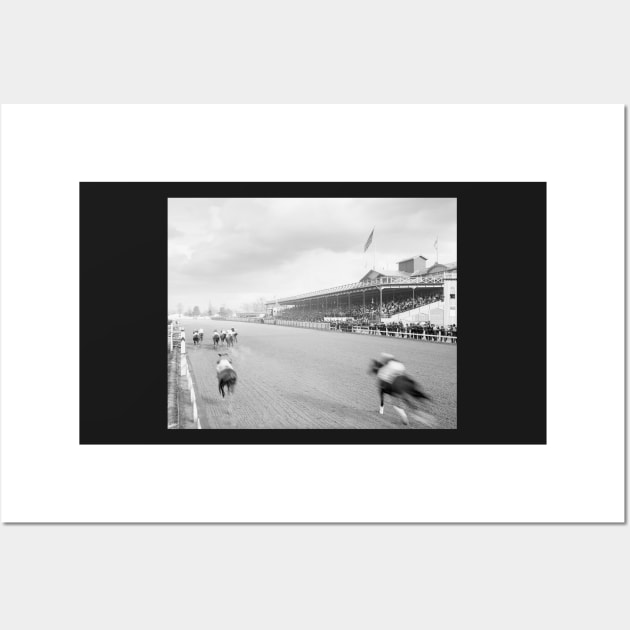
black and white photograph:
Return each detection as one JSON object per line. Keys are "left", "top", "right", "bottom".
{"left": 1, "top": 8, "right": 628, "bottom": 629}
{"left": 168, "top": 197, "right": 457, "bottom": 430}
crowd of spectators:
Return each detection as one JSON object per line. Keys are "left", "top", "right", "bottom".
{"left": 380, "top": 292, "right": 442, "bottom": 317}
{"left": 365, "top": 321, "right": 457, "bottom": 343}
{"left": 275, "top": 293, "right": 443, "bottom": 323}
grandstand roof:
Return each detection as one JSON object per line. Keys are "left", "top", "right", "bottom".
{"left": 384, "top": 269, "right": 411, "bottom": 277}
{"left": 267, "top": 271, "right": 448, "bottom": 305}
{"left": 359, "top": 268, "right": 410, "bottom": 283}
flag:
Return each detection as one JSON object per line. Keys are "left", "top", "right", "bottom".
{"left": 364, "top": 228, "right": 374, "bottom": 252}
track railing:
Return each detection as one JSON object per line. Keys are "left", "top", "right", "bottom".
{"left": 351, "top": 326, "right": 457, "bottom": 343}
{"left": 273, "top": 320, "right": 332, "bottom": 330}
{"left": 178, "top": 340, "right": 200, "bottom": 428}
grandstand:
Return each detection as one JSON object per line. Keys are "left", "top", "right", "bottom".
{"left": 265, "top": 255, "right": 457, "bottom": 326}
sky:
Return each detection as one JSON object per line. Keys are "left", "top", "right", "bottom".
{"left": 168, "top": 198, "right": 457, "bottom": 314}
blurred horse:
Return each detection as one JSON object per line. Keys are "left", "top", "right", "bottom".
{"left": 216, "top": 354, "right": 237, "bottom": 403}
{"left": 368, "top": 356, "right": 436, "bottom": 428}
{"left": 212, "top": 332, "right": 220, "bottom": 349}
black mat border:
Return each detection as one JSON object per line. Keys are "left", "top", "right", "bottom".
{"left": 79, "top": 182, "right": 546, "bottom": 445}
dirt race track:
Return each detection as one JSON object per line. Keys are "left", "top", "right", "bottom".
{"left": 181, "top": 321, "right": 456, "bottom": 430}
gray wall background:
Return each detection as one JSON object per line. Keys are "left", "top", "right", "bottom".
{"left": 1, "top": 1, "right": 627, "bottom": 628}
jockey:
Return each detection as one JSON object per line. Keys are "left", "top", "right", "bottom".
{"left": 376, "top": 353, "right": 406, "bottom": 385}
{"left": 216, "top": 355, "right": 233, "bottom": 375}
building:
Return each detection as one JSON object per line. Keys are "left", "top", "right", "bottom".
{"left": 266, "top": 254, "right": 457, "bottom": 326}
{"left": 397, "top": 255, "right": 427, "bottom": 275}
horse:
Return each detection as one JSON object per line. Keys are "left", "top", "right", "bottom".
{"left": 212, "top": 332, "right": 220, "bottom": 349}
{"left": 225, "top": 331, "right": 234, "bottom": 348}
{"left": 192, "top": 332, "right": 200, "bottom": 346}
{"left": 220, "top": 331, "right": 227, "bottom": 345}
{"left": 368, "top": 358, "right": 437, "bottom": 428}
{"left": 231, "top": 328, "right": 238, "bottom": 343}
{"left": 216, "top": 354, "right": 237, "bottom": 410}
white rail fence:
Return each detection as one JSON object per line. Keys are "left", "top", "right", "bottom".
{"left": 178, "top": 340, "right": 200, "bottom": 428}
{"left": 204, "top": 316, "right": 455, "bottom": 343}
{"left": 273, "top": 319, "right": 331, "bottom": 330}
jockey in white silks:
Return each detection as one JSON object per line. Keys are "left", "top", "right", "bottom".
{"left": 216, "top": 356, "right": 234, "bottom": 375}
{"left": 376, "top": 353, "right": 406, "bottom": 385}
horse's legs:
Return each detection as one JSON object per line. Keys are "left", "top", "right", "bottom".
{"left": 393, "top": 405, "right": 410, "bottom": 426}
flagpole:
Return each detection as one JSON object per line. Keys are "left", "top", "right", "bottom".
{"left": 373, "top": 225, "right": 376, "bottom": 270}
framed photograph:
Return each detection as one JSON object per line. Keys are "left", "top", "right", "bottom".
{"left": 79, "top": 182, "right": 545, "bottom": 445}
{"left": 1, "top": 105, "right": 622, "bottom": 522}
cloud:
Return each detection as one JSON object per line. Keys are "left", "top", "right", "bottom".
{"left": 168, "top": 197, "right": 456, "bottom": 309}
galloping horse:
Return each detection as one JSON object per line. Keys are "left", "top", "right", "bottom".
{"left": 368, "top": 355, "right": 436, "bottom": 428}
{"left": 216, "top": 354, "right": 237, "bottom": 399}
{"left": 225, "top": 331, "right": 234, "bottom": 348}
{"left": 212, "top": 331, "right": 220, "bottom": 349}
{"left": 231, "top": 328, "right": 238, "bottom": 343}
{"left": 192, "top": 331, "right": 200, "bottom": 346}
{"left": 220, "top": 330, "right": 227, "bottom": 345}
